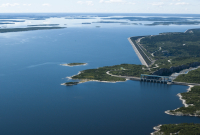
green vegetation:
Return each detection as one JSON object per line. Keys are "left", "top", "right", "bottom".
{"left": 141, "top": 30, "right": 200, "bottom": 57}
{"left": 67, "top": 63, "right": 86, "bottom": 66}
{"left": 109, "top": 64, "right": 150, "bottom": 77}
{"left": 170, "top": 86, "right": 200, "bottom": 116}
{"left": 153, "top": 57, "right": 200, "bottom": 69}
{"left": 131, "top": 28, "right": 200, "bottom": 71}
{"left": 174, "top": 68, "right": 200, "bottom": 83}
{"left": 0, "top": 27, "right": 65, "bottom": 33}
{"left": 72, "top": 64, "right": 149, "bottom": 82}
{"left": 154, "top": 123, "right": 200, "bottom": 135}
{"left": 64, "top": 82, "right": 79, "bottom": 86}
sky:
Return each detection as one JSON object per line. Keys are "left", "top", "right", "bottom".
{"left": 0, "top": 0, "right": 200, "bottom": 14}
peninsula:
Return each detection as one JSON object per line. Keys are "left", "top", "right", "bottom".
{"left": 65, "top": 28, "right": 200, "bottom": 85}
{"left": 62, "top": 28, "right": 200, "bottom": 134}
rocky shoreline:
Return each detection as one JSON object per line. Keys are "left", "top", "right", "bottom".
{"left": 164, "top": 85, "right": 200, "bottom": 117}
{"left": 151, "top": 125, "right": 162, "bottom": 135}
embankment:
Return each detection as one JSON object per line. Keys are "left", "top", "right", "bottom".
{"left": 128, "top": 37, "right": 152, "bottom": 67}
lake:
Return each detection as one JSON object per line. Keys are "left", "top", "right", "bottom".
{"left": 0, "top": 13, "right": 200, "bottom": 135}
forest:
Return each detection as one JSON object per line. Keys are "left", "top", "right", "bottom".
{"left": 155, "top": 123, "right": 200, "bottom": 135}
{"left": 0, "top": 27, "right": 65, "bottom": 33}
{"left": 174, "top": 68, "right": 200, "bottom": 83}
{"left": 170, "top": 86, "right": 200, "bottom": 116}
{"left": 72, "top": 64, "right": 149, "bottom": 82}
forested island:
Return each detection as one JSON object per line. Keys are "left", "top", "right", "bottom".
{"left": 62, "top": 82, "right": 79, "bottom": 86}
{"left": 60, "top": 63, "right": 87, "bottom": 67}
{"left": 0, "top": 27, "right": 65, "bottom": 33}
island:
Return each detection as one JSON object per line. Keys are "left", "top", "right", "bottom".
{"left": 145, "top": 21, "right": 200, "bottom": 26}
{"left": 60, "top": 63, "right": 87, "bottom": 67}
{"left": 61, "top": 82, "right": 79, "bottom": 86}
{"left": 0, "top": 27, "right": 66, "bottom": 33}
{"left": 27, "top": 24, "right": 60, "bottom": 26}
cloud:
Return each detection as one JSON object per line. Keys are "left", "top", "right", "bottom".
{"left": 175, "top": 2, "right": 189, "bottom": 5}
{"left": 77, "top": 1, "right": 84, "bottom": 4}
{"left": 0, "top": 3, "right": 20, "bottom": 7}
{"left": 77, "top": 1, "right": 94, "bottom": 6}
{"left": 100, "top": 0, "right": 125, "bottom": 3}
{"left": 86, "top": 1, "right": 94, "bottom": 6}
{"left": 128, "top": 2, "right": 136, "bottom": 5}
{"left": 151, "top": 2, "right": 164, "bottom": 6}
{"left": 42, "top": 3, "right": 50, "bottom": 6}
{"left": 23, "top": 4, "right": 31, "bottom": 6}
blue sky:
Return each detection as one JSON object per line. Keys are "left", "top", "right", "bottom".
{"left": 0, "top": 0, "right": 199, "bottom": 14}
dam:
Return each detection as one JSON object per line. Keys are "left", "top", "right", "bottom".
{"left": 141, "top": 74, "right": 173, "bottom": 84}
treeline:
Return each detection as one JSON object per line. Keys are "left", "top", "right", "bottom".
{"left": 157, "top": 123, "right": 200, "bottom": 135}
{"left": 0, "top": 27, "right": 65, "bottom": 33}
{"left": 140, "top": 29, "right": 200, "bottom": 57}
{"left": 72, "top": 64, "right": 149, "bottom": 81}
{"left": 68, "top": 63, "right": 86, "bottom": 66}
{"left": 174, "top": 68, "right": 200, "bottom": 83}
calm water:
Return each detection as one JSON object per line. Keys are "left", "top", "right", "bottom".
{"left": 1, "top": 14, "right": 200, "bottom": 135}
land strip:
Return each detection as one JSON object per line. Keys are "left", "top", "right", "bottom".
{"left": 0, "top": 27, "right": 66, "bottom": 33}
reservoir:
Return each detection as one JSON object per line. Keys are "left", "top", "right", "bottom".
{"left": 0, "top": 14, "right": 200, "bottom": 135}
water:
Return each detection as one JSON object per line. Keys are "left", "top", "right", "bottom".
{"left": 1, "top": 14, "right": 200, "bottom": 135}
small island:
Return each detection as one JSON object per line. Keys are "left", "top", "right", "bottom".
{"left": 62, "top": 82, "right": 79, "bottom": 86}
{"left": 60, "top": 63, "right": 87, "bottom": 67}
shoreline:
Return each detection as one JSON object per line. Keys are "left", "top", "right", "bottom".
{"left": 61, "top": 79, "right": 128, "bottom": 86}
{"left": 61, "top": 71, "right": 129, "bottom": 86}
{"left": 164, "top": 85, "right": 199, "bottom": 117}
{"left": 151, "top": 125, "right": 162, "bottom": 135}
